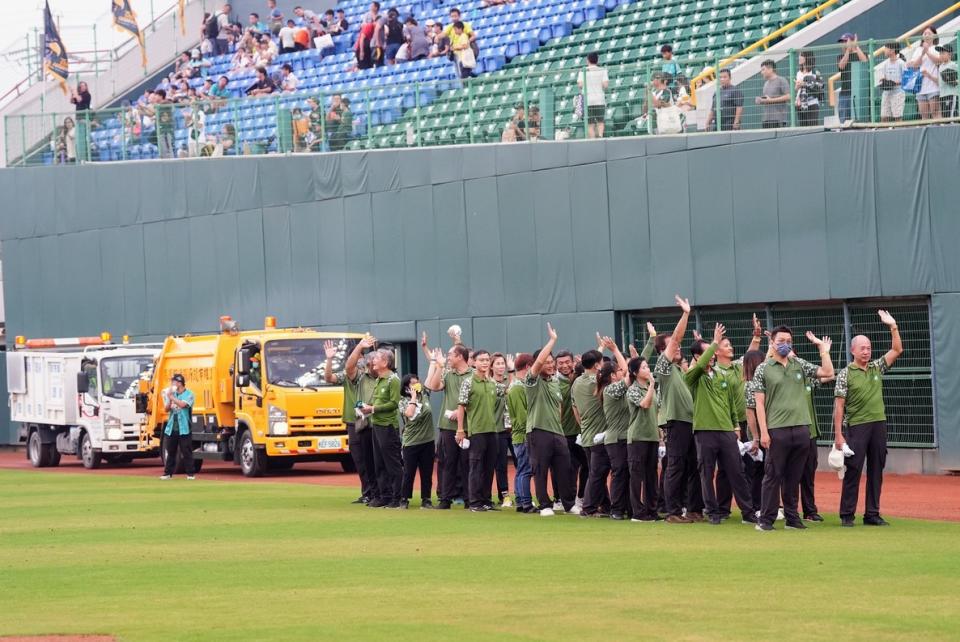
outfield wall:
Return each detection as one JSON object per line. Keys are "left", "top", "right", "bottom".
{"left": 1, "top": 127, "right": 958, "bottom": 470}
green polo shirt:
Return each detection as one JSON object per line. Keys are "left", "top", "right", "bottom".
{"left": 506, "top": 380, "right": 528, "bottom": 445}
{"left": 751, "top": 357, "right": 819, "bottom": 430}
{"left": 570, "top": 373, "right": 604, "bottom": 446}
{"left": 458, "top": 375, "right": 504, "bottom": 435}
{"left": 835, "top": 357, "right": 890, "bottom": 426}
{"left": 438, "top": 367, "right": 473, "bottom": 431}
{"left": 399, "top": 393, "right": 434, "bottom": 447}
{"left": 653, "top": 353, "right": 694, "bottom": 427}
{"left": 559, "top": 376, "right": 580, "bottom": 437}
{"left": 715, "top": 360, "right": 746, "bottom": 423}
{"left": 371, "top": 373, "right": 401, "bottom": 428}
{"left": 794, "top": 356, "right": 821, "bottom": 438}
{"left": 626, "top": 382, "right": 659, "bottom": 443}
{"left": 335, "top": 371, "right": 358, "bottom": 420}
{"left": 523, "top": 372, "right": 563, "bottom": 434}
{"left": 602, "top": 379, "right": 630, "bottom": 444}
{"left": 356, "top": 372, "right": 377, "bottom": 432}
{"left": 493, "top": 376, "right": 509, "bottom": 433}
{"left": 685, "top": 344, "right": 738, "bottom": 432}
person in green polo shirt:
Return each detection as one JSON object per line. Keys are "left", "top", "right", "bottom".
{"left": 491, "top": 352, "right": 514, "bottom": 507}
{"left": 325, "top": 336, "right": 378, "bottom": 504}
{"left": 457, "top": 350, "right": 506, "bottom": 512}
{"left": 653, "top": 295, "right": 703, "bottom": 524}
{"left": 424, "top": 340, "right": 473, "bottom": 509}
{"left": 525, "top": 323, "right": 577, "bottom": 517}
{"left": 398, "top": 372, "right": 437, "bottom": 510}
{"left": 361, "top": 348, "right": 402, "bottom": 509}
{"left": 556, "top": 350, "right": 588, "bottom": 510}
{"left": 686, "top": 323, "right": 757, "bottom": 526}
{"left": 626, "top": 356, "right": 660, "bottom": 521}
{"left": 752, "top": 326, "right": 833, "bottom": 531}
{"left": 834, "top": 309, "right": 903, "bottom": 527}
{"left": 571, "top": 347, "right": 610, "bottom": 517}
{"left": 792, "top": 355, "right": 834, "bottom": 523}
{"left": 507, "top": 353, "right": 536, "bottom": 513}
{"left": 598, "top": 339, "right": 630, "bottom": 520}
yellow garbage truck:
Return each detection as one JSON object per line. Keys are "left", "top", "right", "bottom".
{"left": 139, "top": 316, "right": 365, "bottom": 476}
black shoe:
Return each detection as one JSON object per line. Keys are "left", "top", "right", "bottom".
{"left": 841, "top": 517, "right": 855, "bottom": 528}
{"left": 522, "top": 505, "right": 539, "bottom": 514}
{"left": 385, "top": 501, "right": 402, "bottom": 509}
{"left": 420, "top": 499, "right": 434, "bottom": 509}
{"left": 718, "top": 513, "right": 732, "bottom": 521}
{"left": 398, "top": 500, "right": 409, "bottom": 510}
{"left": 594, "top": 511, "right": 610, "bottom": 519}
{"left": 351, "top": 496, "right": 367, "bottom": 504}
{"left": 708, "top": 515, "right": 722, "bottom": 526}
{"left": 470, "top": 505, "right": 491, "bottom": 512}
{"left": 515, "top": 505, "right": 526, "bottom": 513}
{"left": 741, "top": 513, "right": 758, "bottom": 525}
{"left": 436, "top": 500, "right": 451, "bottom": 510}
{"left": 484, "top": 503, "right": 501, "bottom": 511}
{"left": 367, "top": 499, "right": 386, "bottom": 508}
{"left": 785, "top": 520, "right": 807, "bottom": 530}
{"left": 610, "top": 512, "right": 626, "bottom": 521}
{"left": 804, "top": 513, "right": 825, "bottom": 522}
{"left": 863, "top": 516, "right": 890, "bottom": 526}
{"left": 755, "top": 522, "right": 775, "bottom": 532}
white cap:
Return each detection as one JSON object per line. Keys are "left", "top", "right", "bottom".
{"left": 425, "top": 18, "right": 435, "bottom": 26}
{"left": 459, "top": 438, "right": 471, "bottom": 450}
{"left": 447, "top": 324, "right": 462, "bottom": 338}
{"left": 827, "top": 447, "right": 846, "bottom": 479}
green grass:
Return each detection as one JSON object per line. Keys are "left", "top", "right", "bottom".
{"left": 1, "top": 470, "right": 959, "bottom": 641}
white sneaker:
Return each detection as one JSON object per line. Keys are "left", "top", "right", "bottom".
{"left": 575, "top": 497, "right": 584, "bottom": 509}
{"left": 777, "top": 508, "right": 785, "bottom": 521}
{"left": 552, "top": 501, "right": 563, "bottom": 511}
{"left": 540, "top": 507, "right": 556, "bottom": 517}
{"left": 186, "top": 475, "right": 196, "bottom": 480}
{"left": 501, "top": 497, "right": 513, "bottom": 508}
{"left": 568, "top": 504, "right": 582, "bottom": 515}
{"left": 159, "top": 475, "right": 172, "bottom": 480}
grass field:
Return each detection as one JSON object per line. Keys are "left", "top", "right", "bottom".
{"left": 1, "top": 470, "right": 959, "bottom": 642}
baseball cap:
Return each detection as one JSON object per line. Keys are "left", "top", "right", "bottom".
{"left": 171, "top": 373, "right": 186, "bottom": 385}
{"left": 838, "top": 32, "right": 854, "bottom": 42}
{"left": 827, "top": 447, "right": 846, "bottom": 479}
{"left": 271, "top": 8, "right": 282, "bottom": 17}
{"left": 425, "top": 18, "right": 435, "bottom": 26}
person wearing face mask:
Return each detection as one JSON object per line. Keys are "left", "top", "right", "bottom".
{"left": 751, "top": 326, "right": 833, "bottom": 531}
{"left": 399, "top": 373, "right": 437, "bottom": 509}
{"left": 160, "top": 374, "right": 196, "bottom": 480}
{"left": 598, "top": 342, "right": 630, "bottom": 520}
{"left": 685, "top": 324, "right": 756, "bottom": 526}
{"left": 834, "top": 310, "right": 903, "bottom": 527}
{"left": 458, "top": 350, "right": 507, "bottom": 512}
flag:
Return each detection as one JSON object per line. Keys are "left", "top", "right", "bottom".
{"left": 43, "top": 1, "right": 69, "bottom": 94}
{"left": 112, "top": 0, "right": 147, "bottom": 68}
{"left": 179, "top": 0, "right": 186, "bottom": 35}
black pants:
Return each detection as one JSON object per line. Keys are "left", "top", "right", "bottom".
{"left": 568, "top": 435, "right": 590, "bottom": 498}
{"left": 468, "top": 432, "right": 498, "bottom": 508}
{"left": 695, "top": 431, "right": 754, "bottom": 520}
{"left": 744, "top": 450, "right": 765, "bottom": 514}
{"left": 495, "top": 431, "right": 511, "bottom": 499}
{"left": 760, "top": 426, "right": 809, "bottom": 526}
{"left": 163, "top": 431, "right": 195, "bottom": 476}
{"left": 529, "top": 429, "right": 574, "bottom": 511}
{"left": 657, "top": 451, "right": 666, "bottom": 513}
{"left": 606, "top": 441, "right": 630, "bottom": 515}
{"left": 438, "top": 429, "right": 468, "bottom": 502}
{"left": 628, "top": 441, "right": 659, "bottom": 519}
{"left": 348, "top": 423, "right": 377, "bottom": 500}
{"left": 372, "top": 424, "right": 403, "bottom": 504}
{"left": 583, "top": 444, "right": 611, "bottom": 514}
{"left": 663, "top": 420, "right": 704, "bottom": 516}
{"left": 839, "top": 421, "right": 887, "bottom": 520}
{"left": 401, "top": 440, "right": 435, "bottom": 501}
{"left": 797, "top": 105, "right": 820, "bottom": 127}
{"left": 280, "top": 45, "right": 297, "bottom": 54}
{"left": 800, "top": 436, "right": 819, "bottom": 516}
{"left": 716, "top": 466, "right": 732, "bottom": 517}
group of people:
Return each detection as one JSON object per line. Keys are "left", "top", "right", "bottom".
{"left": 333, "top": 302, "right": 903, "bottom": 529}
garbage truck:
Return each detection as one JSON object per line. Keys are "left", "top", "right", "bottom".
{"left": 139, "top": 316, "right": 366, "bottom": 477}
{"left": 7, "top": 334, "right": 162, "bottom": 468}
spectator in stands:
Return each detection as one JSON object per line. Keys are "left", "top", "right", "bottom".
{"left": 909, "top": 27, "right": 948, "bottom": 121}
{"left": 482, "top": 0, "right": 514, "bottom": 6}
{"left": 202, "top": 12, "right": 217, "bottom": 55}
{"left": 185, "top": 102, "right": 208, "bottom": 158}
{"left": 384, "top": 9, "right": 405, "bottom": 65}
{"left": 756, "top": 59, "right": 789, "bottom": 128}
{"left": 197, "top": 78, "right": 213, "bottom": 98}
{"left": 210, "top": 75, "right": 231, "bottom": 103}
{"left": 304, "top": 97, "right": 324, "bottom": 150}
{"left": 279, "top": 19, "right": 298, "bottom": 54}
{"left": 215, "top": 4, "right": 232, "bottom": 56}
{"left": 363, "top": 1, "right": 384, "bottom": 27}
{"left": 328, "top": 95, "right": 353, "bottom": 151}
{"left": 293, "top": 6, "right": 318, "bottom": 27}
{"left": 268, "top": 9, "right": 285, "bottom": 36}
{"left": 451, "top": 21, "right": 476, "bottom": 78}
{"left": 940, "top": 45, "right": 958, "bottom": 118}
{"left": 320, "top": 10, "right": 337, "bottom": 33}
{"left": 209, "top": 122, "right": 236, "bottom": 156}
{"left": 232, "top": 32, "right": 256, "bottom": 68}
{"left": 429, "top": 21, "right": 450, "bottom": 59}
{"left": 171, "top": 79, "right": 192, "bottom": 103}
{"left": 293, "top": 23, "right": 311, "bottom": 51}
{"left": 674, "top": 74, "right": 693, "bottom": 113}
{"left": 280, "top": 63, "right": 299, "bottom": 92}
{"left": 445, "top": 8, "right": 477, "bottom": 59}
{"left": 879, "top": 43, "right": 906, "bottom": 123}
{"left": 502, "top": 104, "right": 526, "bottom": 142}
{"left": 248, "top": 12, "right": 267, "bottom": 35}
{"left": 794, "top": 51, "right": 823, "bottom": 127}
{"left": 651, "top": 71, "right": 684, "bottom": 134}
{"left": 246, "top": 66, "right": 276, "bottom": 96}
{"left": 148, "top": 90, "right": 175, "bottom": 159}
{"left": 527, "top": 105, "right": 541, "bottom": 140}
{"left": 837, "top": 33, "right": 868, "bottom": 122}
{"left": 404, "top": 17, "right": 431, "bottom": 61}
{"left": 577, "top": 52, "right": 608, "bottom": 138}
{"left": 335, "top": 9, "right": 349, "bottom": 33}
{"left": 706, "top": 68, "right": 743, "bottom": 131}
{"left": 70, "top": 81, "right": 91, "bottom": 112}
{"left": 660, "top": 44, "right": 680, "bottom": 85}
{"left": 355, "top": 20, "right": 376, "bottom": 70}
{"left": 174, "top": 50, "right": 192, "bottom": 79}
{"left": 189, "top": 48, "right": 212, "bottom": 79}
{"left": 55, "top": 117, "right": 76, "bottom": 163}
{"left": 255, "top": 36, "right": 277, "bottom": 66}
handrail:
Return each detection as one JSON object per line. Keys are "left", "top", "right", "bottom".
{"left": 825, "top": 1, "right": 960, "bottom": 105}
{"left": 689, "top": 0, "right": 843, "bottom": 105}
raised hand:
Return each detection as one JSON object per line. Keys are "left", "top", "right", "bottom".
{"left": 505, "top": 353, "right": 516, "bottom": 371}
{"left": 878, "top": 309, "right": 897, "bottom": 328}
{"left": 547, "top": 322, "right": 558, "bottom": 342}
{"left": 601, "top": 335, "right": 618, "bottom": 351}
{"left": 646, "top": 321, "right": 656, "bottom": 338}
{"left": 752, "top": 313, "right": 762, "bottom": 336}
{"left": 628, "top": 343, "right": 639, "bottom": 359}
{"left": 596, "top": 331, "right": 604, "bottom": 351}
{"left": 359, "top": 334, "right": 377, "bottom": 349}
{"left": 692, "top": 329, "right": 703, "bottom": 342}
{"left": 712, "top": 323, "right": 725, "bottom": 344}
{"left": 432, "top": 347, "right": 446, "bottom": 368}
{"left": 323, "top": 339, "right": 337, "bottom": 359}
{"left": 805, "top": 331, "right": 830, "bottom": 351}
{"left": 420, "top": 331, "right": 428, "bottom": 348}
{"left": 675, "top": 294, "right": 691, "bottom": 314}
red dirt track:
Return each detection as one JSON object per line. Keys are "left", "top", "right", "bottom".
{"left": 1, "top": 450, "right": 957, "bottom": 521}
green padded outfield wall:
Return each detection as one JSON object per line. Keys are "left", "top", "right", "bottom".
{"left": 0, "top": 126, "right": 958, "bottom": 467}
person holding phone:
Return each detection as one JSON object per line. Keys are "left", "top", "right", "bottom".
{"left": 755, "top": 60, "right": 790, "bottom": 128}
{"left": 399, "top": 373, "right": 437, "bottom": 509}
{"left": 837, "top": 33, "right": 868, "bottom": 122}
{"left": 909, "top": 26, "right": 948, "bottom": 121}
{"left": 160, "top": 374, "right": 196, "bottom": 480}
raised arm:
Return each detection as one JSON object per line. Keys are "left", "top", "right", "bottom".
{"left": 641, "top": 322, "right": 657, "bottom": 361}
{"left": 878, "top": 309, "right": 903, "bottom": 367}
{"left": 663, "top": 295, "right": 691, "bottom": 363}
{"left": 601, "top": 335, "right": 627, "bottom": 374}
{"left": 530, "top": 323, "right": 558, "bottom": 377}
{"left": 323, "top": 340, "right": 339, "bottom": 384}
{"left": 420, "top": 331, "right": 433, "bottom": 362}
{"left": 424, "top": 348, "right": 445, "bottom": 392}
{"left": 804, "top": 331, "right": 834, "bottom": 379}
{"left": 748, "top": 313, "right": 762, "bottom": 353}
{"left": 345, "top": 335, "right": 375, "bottom": 381}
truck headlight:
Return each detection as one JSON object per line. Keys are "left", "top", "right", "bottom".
{"left": 268, "top": 405, "right": 288, "bottom": 436}
{"left": 104, "top": 415, "right": 122, "bottom": 441}
{"left": 107, "top": 427, "right": 123, "bottom": 441}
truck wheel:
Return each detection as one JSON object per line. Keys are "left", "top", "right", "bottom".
{"left": 28, "top": 431, "right": 52, "bottom": 468}
{"left": 48, "top": 448, "right": 61, "bottom": 467}
{"left": 239, "top": 431, "right": 266, "bottom": 477}
{"left": 80, "top": 433, "right": 101, "bottom": 469}
{"left": 340, "top": 456, "right": 357, "bottom": 473}
{"left": 268, "top": 459, "right": 294, "bottom": 471}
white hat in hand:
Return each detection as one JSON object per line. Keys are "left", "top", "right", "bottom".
{"left": 458, "top": 437, "right": 471, "bottom": 450}
{"left": 447, "top": 324, "right": 462, "bottom": 340}
{"left": 828, "top": 447, "right": 846, "bottom": 479}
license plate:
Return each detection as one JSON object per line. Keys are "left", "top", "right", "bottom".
{"left": 318, "top": 438, "right": 341, "bottom": 450}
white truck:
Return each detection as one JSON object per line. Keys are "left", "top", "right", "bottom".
{"left": 7, "top": 336, "right": 161, "bottom": 468}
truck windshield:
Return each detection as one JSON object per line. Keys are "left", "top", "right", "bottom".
{"left": 100, "top": 356, "right": 155, "bottom": 399}
{"left": 264, "top": 338, "right": 359, "bottom": 388}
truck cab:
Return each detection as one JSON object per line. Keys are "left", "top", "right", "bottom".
{"left": 7, "top": 336, "right": 161, "bottom": 469}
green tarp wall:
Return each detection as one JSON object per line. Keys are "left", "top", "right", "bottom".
{"left": 0, "top": 126, "right": 957, "bottom": 467}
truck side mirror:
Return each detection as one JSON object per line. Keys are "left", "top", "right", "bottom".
{"left": 77, "top": 372, "right": 90, "bottom": 394}
{"left": 135, "top": 393, "right": 148, "bottom": 414}
{"left": 237, "top": 348, "right": 253, "bottom": 375}
{"left": 237, "top": 374, "right": 250, "bottom": 387}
